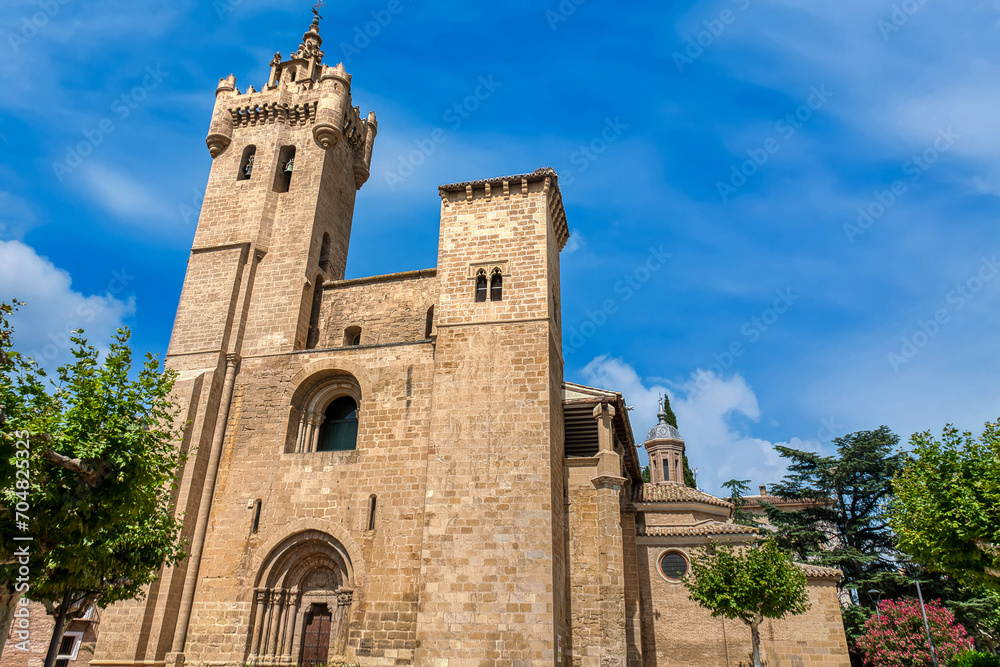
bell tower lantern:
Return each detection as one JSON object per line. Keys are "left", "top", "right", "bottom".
{"left": 644, "top": 398, "right": 687, "bottom": 484}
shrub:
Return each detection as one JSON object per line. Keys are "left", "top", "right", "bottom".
{"left": 950, "top": 652, "right": 1000, "bottom": 667}
{"left": 857, "top": 598, "right": 974, "bottom": 666}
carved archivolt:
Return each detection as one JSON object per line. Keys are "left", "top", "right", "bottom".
{"left": 247, "top": 530, "right": 355, "bottom": 665}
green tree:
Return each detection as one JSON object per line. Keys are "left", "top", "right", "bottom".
{"left": 0, "top": 304, "right": 187, "bottom": 667}
{"left": 891, "top": 422, "right": 1000, "bottom": 593}
{"left": 0, "top": 301, "right": 58, "bottom": 659}
{"left": 685, "top": 538, "right": 810, "bottom": 667}
{"left": 764, "top": 426, "right": 911, "bottom": 655}
{"left": 722, "top": 478, "right": 759, "bottom": 528}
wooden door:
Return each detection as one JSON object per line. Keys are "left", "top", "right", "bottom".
{"left": 300, "top": 604, "right": 332, "bottom": 667}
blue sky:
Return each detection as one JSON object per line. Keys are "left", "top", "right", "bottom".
{"left": 3, "top": 0, "right": 1000, "bottom": 495}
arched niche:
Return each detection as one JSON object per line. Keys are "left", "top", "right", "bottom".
{"left": 247, "top": 530, "right": 356, "bottom": 666}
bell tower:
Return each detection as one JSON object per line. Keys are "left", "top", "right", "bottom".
{"left": 170, "top": 11, "right": 377, "bottom": 360}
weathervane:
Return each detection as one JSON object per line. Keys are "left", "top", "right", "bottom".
{"left": 312, "top": 0, "right": 325, "bottom": 20}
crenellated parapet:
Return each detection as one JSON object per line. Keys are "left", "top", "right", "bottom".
{"left": 203, "top": 14, "right": 377, "bottom": 189}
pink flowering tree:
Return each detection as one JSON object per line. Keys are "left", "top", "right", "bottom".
{"left": 857, "top": 598, "right": 974, "bottom": 666}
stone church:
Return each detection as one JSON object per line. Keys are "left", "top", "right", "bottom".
{"left": 4, "top": 15, "right": 852, "bottom": 667}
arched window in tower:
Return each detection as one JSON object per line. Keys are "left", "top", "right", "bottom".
{"left": 317, "top": 396, "right": 359, "bottom": 452}
{"left": 424, "top": 305, "right": 434, "bottom": 339}
{"left": 238, "top": 145, "right": 257, "bottom": 181}
{"left": 306, "top": 276, "right": 323, "bottom": 349}
{"left": 475, "top": 269, "right": 488, "bottom": 302}
{"left": 490, "top": 268, "right": 503, "bottom": 301}
{"left": 274, "top": 145, "right": 295, "bottom": 193}
{"left": 319, "top": 233, "right": 332, "bottom": 272}
{"left": 344, "top": 326, "right": 361, "bottom": 346}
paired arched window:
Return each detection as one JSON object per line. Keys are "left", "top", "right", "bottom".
{"left": 474, "top": 266, "right": 505, "bottom": 302}
{"left": 317, "top": 396, "right": 359, "bottom": 452}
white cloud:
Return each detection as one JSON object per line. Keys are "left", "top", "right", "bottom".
{"left": 581, "top": 356, "right": 820, "bottom": 496}
{"left": 0, "top": 190, "right": 37, "bottom": 240}
{"left": 0, "top": 240, "right": 135, "bottom": 370}
{"left": 563, "top": 229, "right": 585, "bottom": 254}
{"left": 77, "top": 163, "right": 175, "bottom": 223}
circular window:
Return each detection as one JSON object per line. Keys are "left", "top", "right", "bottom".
{"left": 659, "top": 551, "right": 689, "bottom": 581}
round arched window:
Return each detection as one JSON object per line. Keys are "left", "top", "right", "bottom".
{"left": 658, "top": 551, "right": 689, "bottom": 581}
{"left": 317, "top": 396, "right": 359, "bottom": 452}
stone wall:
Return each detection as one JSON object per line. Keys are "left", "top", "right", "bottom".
{"left": 637, "top": 543, "right": 851, "bottom": 666}
{"left": 318, "top": 271, "right": 437, "bottom": 348}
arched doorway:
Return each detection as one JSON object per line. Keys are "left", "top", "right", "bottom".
{"left": 247, "top": 531, "right": 355, "bottom": 665}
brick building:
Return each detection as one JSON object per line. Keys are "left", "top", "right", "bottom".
{"left": 3, "top": 15, "right": 850, "bottom": 667}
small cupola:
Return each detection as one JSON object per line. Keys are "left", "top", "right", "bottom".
{"left": 644, "top": 397, "right": 686, "bottom": 484}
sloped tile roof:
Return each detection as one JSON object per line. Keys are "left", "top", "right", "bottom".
{"left": 639, "top": 521, "right": 758, "bottom": 537}
{"left": 796, "top": 563, "right": 844, "bottom": 580}
{"left": 634, "top": 483, "right": 733, "bottom": 509}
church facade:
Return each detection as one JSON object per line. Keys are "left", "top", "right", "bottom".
{"left": 7, "top": 16, "right": 852, "bottom": 667}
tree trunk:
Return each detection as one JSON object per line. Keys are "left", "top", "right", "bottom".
{"left": 43, "top": 589, "right": 72, "bottom": 667}
{"left": 750, "top": 618, "right": 762, "bottom": 667}
{"left": 0, "top": 587, "right": 20, "bottom": 663}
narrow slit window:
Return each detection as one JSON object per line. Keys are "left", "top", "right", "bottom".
{"left": 367, "top": 494, "right": 377, "bottom": 531}
{"left": 490, "top": 268, "right": 503, "bottom": 301}
{"left": 424, "top": 306, "right": 434, "bottom": 339}
{"left": 238, "top": 145, "right": 256, "bottom": 181}
{"left": 475, "top": 270, "right": 488, "bottom": 302}
{"left": 251, "top": 499, "right": 262, "bottom": 534}
{"left": 306, "top": 276, "right": 323, "bottom": 349}
{"left": 319, "top": 232, "right": 332, "bottom": 271}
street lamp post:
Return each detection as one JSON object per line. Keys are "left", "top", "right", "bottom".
{"left": 867, "top": 589, "right": 882, "bottom": 619}
{"left": 897, "top": 557, "right": 940, "bottom": 667}
{"left": 914, "top": 577, "right": 940, "bottom": 667}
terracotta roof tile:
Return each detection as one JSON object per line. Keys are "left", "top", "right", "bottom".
{"left": 639, "top": 521, "right": 758, "bottom": 537}
{"left": 634, "top": 483, "right": 733, "bottom": 509}
{"left": 796, "top": 563, "right": 844, "bottom": 580}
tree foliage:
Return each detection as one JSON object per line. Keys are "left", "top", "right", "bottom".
{"left": 764, "top": 427, "right": 912, "bottom": 651}
{"left": 722, "top": 478, "right": 759, "bottom": 528}
{"left": 685, "top": 538, "right": 810, "bottom": 667}
{"left": 891, "top": 422, "right": 1000, "bottom": 592}
{"left": 856, "top": 597, "right": 973, "bottom": 667}
{"left": 0, "top": 302, "right": 187, "bottom": 666}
